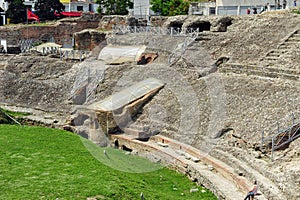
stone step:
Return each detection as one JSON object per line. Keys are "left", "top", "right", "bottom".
{"left": 223, "top": 63, "right": 299, "bottom": 75}
{"left": 265, "top": 49, "right": 288, "bottom": 57}
{"left": 210, "top": 148, "right": 287, "bottom": 200}
{"left": 214, "top": 145, "right": 300, "bottom": 199}
{"left": 264, "top": 66, "right": 298, "bottom": 75}
{"left": 270, "top": 49, "right": 287, "bottom": 53}
{"left": 278, "top": 45, "right": 291, "bottom": 49}
{"left": 289, "top": 32, "right": 300, "bottom": 36}
{"left": 162, "top": 147, "right": 247, "bottom": 200}
{"left": 286, "top": 37, "right": 300, "bottom": 42}
{"left": 278, "top": 43, "right": 297, "bottom": 49}
{"left": 195, "top": 32, "right": 217, "bottom": 41}
{"left": 264, "top": 56, "right": 280, "bottom": 61}
{"left": 127, "top": 123, "right": 149, "bottom": 132}
{"left": 219, "top": 64, "right": 299, "bottom": 81}
{"left": 112, "top": 134, "right": 249, "bottom": 199}
{"left": 284, "top": 40, "right": 300, "bottom": 44}
{"left": 215, "top": 145, "right": 274, "bottom": 180}
{"left": 188, "top": 164, "right": 246, "bottom": 200}
{"left": 266, "top": 52, "right": 281, "bottom": 57}
{"left": 292, "top": 33, "right": 300, "bottom": 37}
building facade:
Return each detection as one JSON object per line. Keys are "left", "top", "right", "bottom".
{"left": 189, "top": 0, "right": 297, "bottom": 16}
{"left": 60, "top": 0, "right": 98, "bottom": 13}
{"left": 0, "top": 0, "right": 8, "bottom": 11}
{"left": 24, "top": 0, "right": 37, "bottom": 11}
{"left": 0, "top": 0, "right": 8, "bottom": 25}
{"left": 133, "top": 0, "right": 151, "bottom": 19}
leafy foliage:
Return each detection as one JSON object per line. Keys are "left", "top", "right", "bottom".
{"left": 96, "top": 0, "right": 133, "bottom": 15}
{"left": 6, "top": 0, "right": 27, "bottom": 23}
{"left": 292, "top": 8, "right": 300, "bottom": 14}
{"left": 34, "top": 0, "right": 64, "bottom": 21}
{"left": 151, "top": 0, "right": 190, "bottom": 16}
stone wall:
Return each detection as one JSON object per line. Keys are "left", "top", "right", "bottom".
{"left": 98, "top": 15, "right": 138, "bottom": 30}
{"left": 74, "top": 29, "right": 107, "bottom": 50}
{"left": 0, "top": 14, "right": 100, "bottom": 46}
{"left": 0, "top": 54, "right": 76, "bottom": 112}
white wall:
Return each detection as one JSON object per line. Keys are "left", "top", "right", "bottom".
{"left": 24, "top": 0, "right": 37, "bottom": 11}
{"left": 215, "top": 0, "right": 296, "bottom": 15}
{"left": 134, "top": 0, "right": 150, "bottom": 18}
{"left": 216, "top": 0, "right": 295, "bottom": 8}
{"left": 63, "top": 2, "right": 91, "bottom": 12}
{"left": 0, "top": 0, "right": 7, "bottom": 25}
{"left": 1, "top": 39, "right": 7, "bottom": 52}
{"left": 189, "top": 2, "right": 216, "bottom": 16}
{"left": 0, "top": 0, "right": 8, "bottom": 11}
{"left": 0, "top": 0, "right": 3, "bottom": 10}
{"left": 216, "top": 0, "right": 267, "bottom": 6}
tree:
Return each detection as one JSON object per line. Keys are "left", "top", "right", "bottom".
{"left": 96, "top": 0, "right": 133, "bottom": 15}
{"left": 150, "top": 0, "right": 189, "bottom": 16}
{"left": 6, "top": 0, "right": 27, "bottom": 23}
{"left": 34, "top": 0, "right": 64, "bottom": 21}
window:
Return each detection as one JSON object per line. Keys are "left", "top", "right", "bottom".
{"left": 209, "top": 7, "right": 216, "bottom": 15}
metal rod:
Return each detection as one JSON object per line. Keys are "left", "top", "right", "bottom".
{"left": 0, "top": 109, "right": 21, "bottom": 126}
{"left": 271, "top": 137, "right": 274, "bottom": 161}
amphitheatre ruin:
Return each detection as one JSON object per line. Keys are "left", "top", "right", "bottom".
{"left": 0, "top": 10, "right": 299, "bottom": 200}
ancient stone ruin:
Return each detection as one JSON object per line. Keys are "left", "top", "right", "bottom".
{"left": 0, "top": 11, "right": 299, "bottom": 199}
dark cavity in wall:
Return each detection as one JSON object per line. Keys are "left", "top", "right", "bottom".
{"left": 217, "top": 17, "right": 233, "bottom": 32}
{"left": 114, "top": 139, "right": 119, "bottom": 148}
{"left": 187, "top": 21, "right": 211, "bottom": 32}
{"left": 121, "top": 145, "right": 133, "bottom": 152}
{"left": 168, "top": 21, "right": 183, "bottom": 32}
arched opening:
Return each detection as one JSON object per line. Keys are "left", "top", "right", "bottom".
{"left": 114, "top": 139, "right": 119, "bottom": 148}
{"left": 216, "top": 17, "right": 233, "bottom": 32}
{"left": 168, "top": 21, "right": 183, "bottom": 33}
{"left": 121, "top": 145, "right": 133, "bottom": 152}
{"left": 169, "top": 21, "right": 183, "bottom": 29}
{"left": 187, "top": 21, "right": 211, "bottom": 32}
{"left": 137, "top": 53, "right": 158, "bottom": 65}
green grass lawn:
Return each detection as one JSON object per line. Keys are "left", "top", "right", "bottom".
{"left": 0, "top": 124, "right": 217, "bottom": 200}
